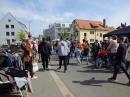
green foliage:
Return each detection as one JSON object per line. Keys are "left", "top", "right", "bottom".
{"left": 60, "top": 32, "right": 67, "bottom": 39}
{"left": 46, "top": 36, "right": 51, "bottom": 41}
{"left": 16, "top": 30, "right": 27, "bottom": 41}
{"left": 32, "top": 37, "right": 38, "bottom": 40}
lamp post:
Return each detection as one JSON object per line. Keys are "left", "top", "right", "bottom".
{"left": 29, "top": 20, "right": 33, "bottom": 33}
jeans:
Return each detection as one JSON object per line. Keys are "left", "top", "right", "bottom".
{"left": 76, "top": 51, "right": 81, "bottom": 64}
{"left": 42, "top": 54, "right": 49, "bottom": 70}
{"left": 49, "top": 52, "right": 52, "bottom": 61}
{"left": 109, "top": 53, "right": 117, "bottom": 67}
{"left": 39, "top": 54, "right": 41, "bottom": 59}
{"left": 81, "top": 54, "right": 88, "bottom": 62}
{"left": 59, "top": 56, "right": 67, "bottom": 71}
{"left": 126, "top": 61, "right": 130, "bottom": 70}
{"left": 67, "top": 52, "right": 71, "bottom": 65}
{"left": 113, "top": 61, "right": 130, "bottom": 80}
{"left": 94, "top": 51, "right": 98, "bottom": 60}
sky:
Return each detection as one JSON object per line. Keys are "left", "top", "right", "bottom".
{"left": 0, "top": 0, "right": 130, "bottom": 37}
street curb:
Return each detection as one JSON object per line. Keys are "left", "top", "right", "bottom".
{"left": 48, "top": 66, "right": 74, "bottom": 97}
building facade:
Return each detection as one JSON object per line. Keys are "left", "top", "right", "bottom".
{"left": 70, "top": 19, "right": 113, "bottom": 44}
{"left": 0, "top": 12, "right": 27, "bottom": 45}
{"left": 43, "top": 29, "right": 48, "bottom": 38}
{"left": 47, "top": 22, "right": 72, "bottom": 40}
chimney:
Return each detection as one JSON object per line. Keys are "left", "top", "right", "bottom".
{"left": 103, "top": 19, "right": 106, "bottom": 28}
{"left": 125, "top": 22, "right": 127, "bottom": 27}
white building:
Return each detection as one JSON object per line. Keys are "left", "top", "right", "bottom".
{"left": 43, "top": 29, "right": 48, "bottom": 38}
{"left": 47, "top": 22, "right": 72, "bottom": 40}
{"left": 0, "top": 12, "right": 27, "bottom": 45}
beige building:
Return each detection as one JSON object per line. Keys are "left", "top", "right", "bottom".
{"left": 70, "top": 19, "right": 115, "bottom": 44}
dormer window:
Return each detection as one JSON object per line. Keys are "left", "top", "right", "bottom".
{"left": 90, "top": 23, "right": 98, "bottom": 28}
{"left": 8, "top": 19, "right": 11, "bottom": 22}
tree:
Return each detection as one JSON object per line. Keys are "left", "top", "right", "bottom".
{"left": 16, "top": 30, "right": 27, "bottom": 41}
{"left": 46, "top": 36, "right": 51, "bottom": 41}
{"left": 32, "top": 37, "right": 38, "bottom": 40}
{"left": 60, "top": 32, "right": 67, "bottom": 39}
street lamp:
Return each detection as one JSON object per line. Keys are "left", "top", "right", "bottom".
{"left": 29, "top": 20, "right": 33, "bottom": 33}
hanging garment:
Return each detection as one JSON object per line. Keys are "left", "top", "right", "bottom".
{"left": 7, "top": 55, "right": 13, "bottom": 67}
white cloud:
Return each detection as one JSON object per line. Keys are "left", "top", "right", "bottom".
{"left": 63, "top": 12, "right": 74, "bottom": 17}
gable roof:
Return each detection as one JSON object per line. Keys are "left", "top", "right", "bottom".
{"left": 74, "top": 19, "right": 108, "bottom": 31}
{"left": 107, "top": 27, "right": 116, "bottom": 33}
{"left": 0, "top": 12, "right": 27, "bottom": 29}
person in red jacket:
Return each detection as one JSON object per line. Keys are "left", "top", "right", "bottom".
{"left": 98, "top": 48, "right": 107, "bottom": 62}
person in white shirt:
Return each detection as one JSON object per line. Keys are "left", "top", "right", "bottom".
{"left": 125, "top": 39, "right": 130, "bottom": 70}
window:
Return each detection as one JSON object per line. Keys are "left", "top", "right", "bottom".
{"left": 69, "top": 24, "right": 71, "bottom": 27}
{"left": 77, "top": 33, "right": 78, "bottom": 37}
{"left": 100, "top": 33, "right": 102, "bottom": 37}
{"left": 12, "top": 39, "right": 15, "bottom": 42}
{"left": 73, "top": 26, "right": 76, "bottom": 31}
{"left": 62, "top": 24, "right": 65, "bottom": 27}
{"left": 8, "top": 19, "right": 11, "bottom": 22}
{"left": 90, "top": 39, "right": 94, "bottom": 42}
{"left": 11, "top": 32, "right": 15, "bottom": 36}
{"left": 11, "top": 25, "right": 14, "bottom": 28}
{"left": 6, "top": 32, "right": 9, "bottom": 36}
{"left": 84, "top": 33, "right": 87, "bottom": 37}
{"left": 6, "top": 25, "right": 9, "bottom": 28}
{"left": 83, "top": 26, "right": 86, "bottom": 28}
{"left": 97, "top": 34, "right": 99, "bottom": 36}
{"left": 90, "top": 31, "right": 94, "bottom": 34}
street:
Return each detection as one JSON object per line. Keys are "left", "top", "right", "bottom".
{"left": 1, "top": 53, "right": 130, "bottom": 97}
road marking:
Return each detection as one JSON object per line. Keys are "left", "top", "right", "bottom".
{"left": 48, "top": 66, "right": 74, "bottom": 97}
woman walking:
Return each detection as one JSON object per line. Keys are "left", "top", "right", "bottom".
{"left": 81, "top": 39, "right": 89, "bottom": 65}
{"left": 106, "top": 35, "right": 119, "bottom": 70}
{"left": 75, "top": 40, "right": 83, "bottom": 65}
{"left": 23, "top": 39, "right": 37, "bottom": 80}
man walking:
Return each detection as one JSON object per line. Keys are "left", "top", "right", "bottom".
{"left": 38, "top": 38, "right": 51, "bottom": 72}
{"left": 70, "top": 39, "right": 75, "bottom": 58}
{"left": 66, "top": 38, "right": 71, "bottom": 65}
{"left": 108, "top": 36, "right": 130, "bottom": 85}
{"left": 57, "top": 37, "right": 68, "bottom": 73}
{"left": 92, "top": 40, "right": 100, "bottom": 61}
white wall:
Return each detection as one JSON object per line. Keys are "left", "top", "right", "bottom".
{"left": 0, "top": 13, "right": 26, "bottom": 45}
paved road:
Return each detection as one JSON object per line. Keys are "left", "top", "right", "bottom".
{"left": 50, "top": 53, "right": 130, "bottom": 97}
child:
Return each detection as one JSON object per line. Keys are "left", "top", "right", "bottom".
{"left": 97, "top": 48, "right": 107, "bottom": 63}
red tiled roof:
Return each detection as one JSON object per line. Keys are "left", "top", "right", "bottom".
{"left": 75, "top": 19, "right": 108, "bottom": 30}
{"left": 107, "top": 27, "right": 116, "bottom": 33}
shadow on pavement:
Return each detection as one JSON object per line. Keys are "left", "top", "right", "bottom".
{"left": 72, "top": 77, "right": 129, "bottom": 87}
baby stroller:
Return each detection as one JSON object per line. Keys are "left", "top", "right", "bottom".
{"left": 94, "top": 51, "right": 110, "bottom": 68}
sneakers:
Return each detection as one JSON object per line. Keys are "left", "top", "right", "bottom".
{"left": 31, "top": 76, "right": 38, "bottom": 80}
{"left": 86, "top": 62, "right": 88, "bottom": 65}
{"left": 64, "top": 71, "right": 67, "bottom": 73}
{"left": 57, "top": 67, "right": 61, "bottom": 70}
{"left": 108, "top": 77, "right": 117, "bottom": 82}
{"left": 49, "top": 60, "right": 51, "bottom": 63}
{"left": 46, "top": 68, "right": 49, "bottom": 70}
{"left": 43, "top": 69, "right": 46, "bottom": 72}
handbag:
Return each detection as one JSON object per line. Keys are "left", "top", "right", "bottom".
{"left": 125, "top": 47, "right": 130, "bottom": 61}
{"left": 33, "top": 63, "right": 39, "bottom": 72}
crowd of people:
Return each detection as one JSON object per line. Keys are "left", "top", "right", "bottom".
{"left": 20, "top": 35, "right": 130, "bottom": 85}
